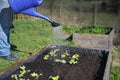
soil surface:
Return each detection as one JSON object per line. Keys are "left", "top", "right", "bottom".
{"left": 2, "top": 46, "right": 108, "bottom": 80}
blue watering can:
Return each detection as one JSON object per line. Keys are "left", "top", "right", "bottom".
{"left": 8, "top": 0, "right": 59, "bottom": 27}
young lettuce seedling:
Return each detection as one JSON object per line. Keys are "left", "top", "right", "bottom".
{"left": 11, "top": 65, "right": 31, "bottom": 80}
{"left": 54, "top": 59, "right": 66, "bottom": 64}
{"left": 49, "top": 75, "right": 59, "bottom": 80}
{"left": 43, "top": 55, "right": 50, "bottom": 60}
{"left": 49, "top": 49, "right": 60, "bottom": 56}
{"left": 30, "top": 72, "right": 43, "bottom": 80}
{"left": 43, "top": 49, "right": 60, "bottom": 60}
{"left": 69, "top": 54, "right": 80, "bottom": 64}
{"left": 61, "top": 50, "right": 70, "bottom": 58}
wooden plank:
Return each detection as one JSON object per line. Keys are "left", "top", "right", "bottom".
{"left": 73, "top": 33, "right": 109, "bottom": 50}
{"left": 103, "top": 51, "right": 112, "bottom": 80}
{"left": 73, "top": 28, "right": 114, "bottom": 51}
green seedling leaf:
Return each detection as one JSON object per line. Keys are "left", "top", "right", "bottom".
{"left": 69, "top": 59, "right": 77, "bottom": 64}
{"left": 61, "top": 60, "right": 66, "bottom": 64}
{"left": 61, "top": 54, "right": 66, "bottom": 58}
{"left": 44, "top": 49, "right": 60, "bottom": 60}
{"left": 40, "top": 73, "right": 43, "bottom": 76}
{"left": 19, "top": 70, "right": 26, "bottom": 77}
{"left": 19, "top": 65, "right": 31, "bottom": 77}
{"left": 31, "top": 72, "right": 43, "bottom": 79}
{"left": 72, "top": 54, "right": 79, "bottom": 60}
{"left": 20, "top": 66, "right": 26, "bottom": 71}
{"left": 43, "top": 55, "right": 50, "bottom": 60}
{"left": 19, "top": 66, "right": 27, "bottom": 77}
{"left": 31, "top": 72, "right": 39, "bottom": 77}
{"left": 61, "top": 50, "right": 70, "bottom": 58}
{"left": 49, "top": 49, "right": 60, "bottom": 56}
{"left": 54, "top": 59, "right": 66, "bottom": 64}
{"left": 69, "top": 54, "right": 80, "bottom": 64}
{"left": 49, "top": 75, "right": 59, "bottom": 80}
{"left": 11, "top": 74, "right": 18, "bottom": 80}
{"left": 31, "top": 72, "right": 39, "bottom": 79}
{"left": 19, "top": 78, "right": 25, "bottom": 80}
{"left": 63, "top": 51, "right": 70, "bottom": 56}
{"left": 54, "top": 59, "right": 61, "bottom": 62}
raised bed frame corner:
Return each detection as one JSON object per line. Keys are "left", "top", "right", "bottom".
{"left": 73, "top": 28, "right": 114, "bottom": 51}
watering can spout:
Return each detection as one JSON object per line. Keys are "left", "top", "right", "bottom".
{"left": 21, "top": 8, "right": 52, "bottom": 23}
{"left": 21, "top": 8, "right": 60, "bottom": 27}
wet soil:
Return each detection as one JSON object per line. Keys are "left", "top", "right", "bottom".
{"left": 2, "top": 46, "right": 108, "bottom": 80}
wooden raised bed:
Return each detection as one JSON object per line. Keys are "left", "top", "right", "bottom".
{"left": 73, "top": 27, "right": 114, "bottom": 51}
{"left": 0, "top": 45, "right": 112, "bottom": 80}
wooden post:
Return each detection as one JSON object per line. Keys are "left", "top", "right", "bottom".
{"left": 14, "top": 14, "right": 18, "bottom": 19}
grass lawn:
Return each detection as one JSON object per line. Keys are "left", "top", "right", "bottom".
{"left": 0, "top": 19, "right": 120, "bottom": 80}
{"left": 0, "top": 19, "right": 52, "bottom": 71}
{"left": 110, "top": 46, "right": 120, "bottom": 80}
{"left": 110, "top": 66, "right": 120, "bottom": 80}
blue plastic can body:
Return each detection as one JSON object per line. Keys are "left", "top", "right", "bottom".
{"left": 8, "top": 0, "right": 43, "bottom": 13}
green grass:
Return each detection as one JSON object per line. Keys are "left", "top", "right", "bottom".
{"left": 0, "top": 19, "right": 52, "bottom": 71}
{"left": 63, "top": 24, "right": 80, "bottom": 34}
{"left": 110, "top": 66, "right": 120, "bottom": 80}
{"left": 11, "top": 19, "right": 52, "bottom": 52}
{"left": 110, "top": 46, "right": 120, "bottom": 80}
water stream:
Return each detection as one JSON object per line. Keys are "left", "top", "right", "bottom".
{"left": 52, "top": 26, "right": 64, "bottom": 45}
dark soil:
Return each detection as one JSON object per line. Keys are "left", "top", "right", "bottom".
{"left": 1, "top": 45, "right": 108, "bottom": 80}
